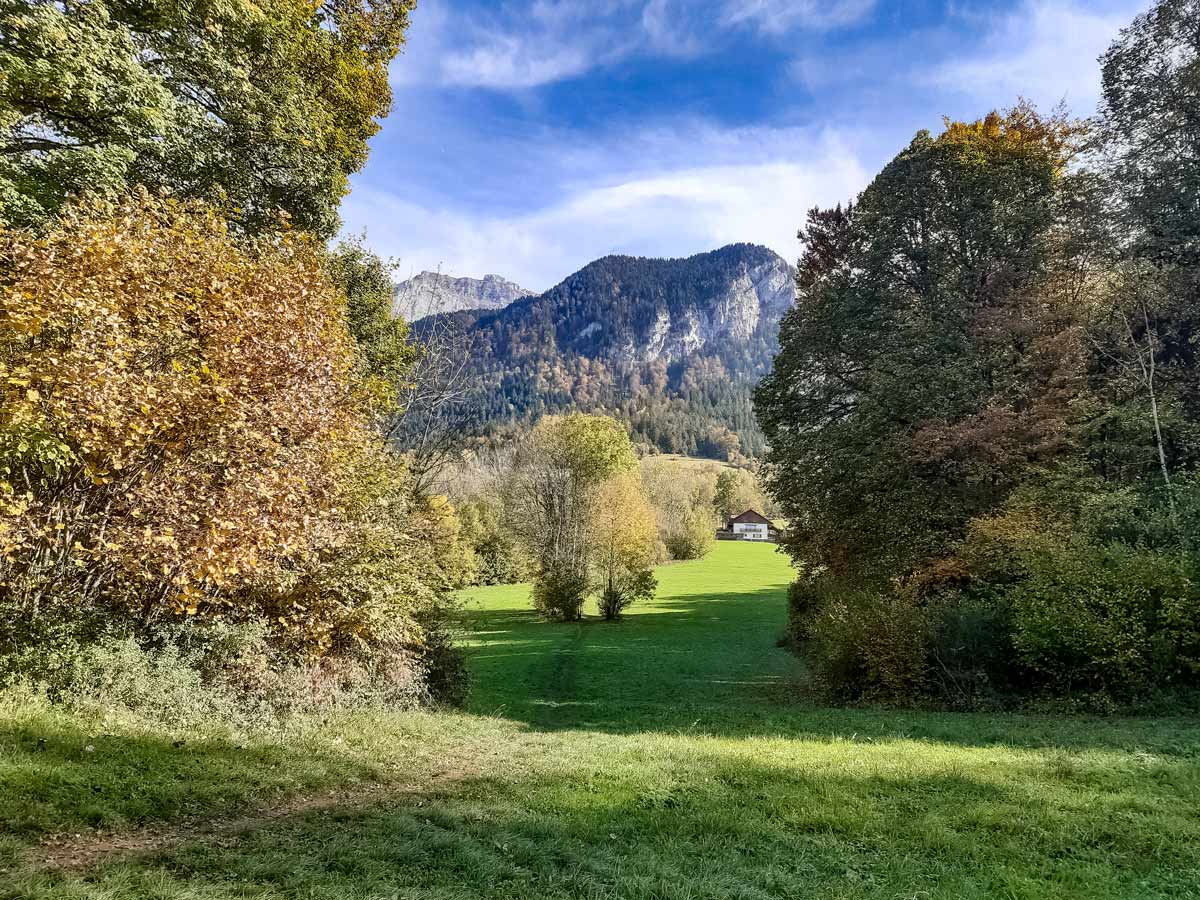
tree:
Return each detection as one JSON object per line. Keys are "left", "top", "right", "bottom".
{"left": 390, "top": 290, "right": 482, "bottom": 496}
{"left": 0, "top": 0, "right": 415, "bottom": 237}
{"left": 713, "top": 469, "right": 766, "bottom": 523}
{"left": 0, "top": 193, "right": 363, "bottom": 627}
{"left": 509, "top": 414, "right": 638, "bottom": 620}
{"left": 589, "top": 473, "right": 658, "bottom": 620}
{"left": 327, "top": 236, "right": 416, "bottom": 420}
{"left": 756, "top": 107, "right": 1089, "bottom": 580}
{"left": 1093, "top": 0, "right": 1200, "bottom": 476}
{"left": 640, "top": 456, "right": 717, "bottom": 559}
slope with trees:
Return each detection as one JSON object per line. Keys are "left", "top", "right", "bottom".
{"left": 419, "top": 244, "right": 795, "bottom": 461}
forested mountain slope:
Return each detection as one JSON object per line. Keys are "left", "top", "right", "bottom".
{"left": 423, "top": 244, "right": 794, "bottom": 458}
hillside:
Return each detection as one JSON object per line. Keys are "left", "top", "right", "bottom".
{"left": 422, "top": 244, "right": 795, "bottom": 459}
{"left": 393, "top": 271, "right": 532, "bottom": 322}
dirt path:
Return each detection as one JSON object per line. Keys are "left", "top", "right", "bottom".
{"left": 26, "top": 768, "right": 468, "bottom": 873}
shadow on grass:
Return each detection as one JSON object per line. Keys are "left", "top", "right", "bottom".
{"left": 8, "top": 747, "right": 1198, "bottom": 900}
{"left": 0, "top": 714, "right": 382, "bottom": 843}
{"left": 461, "top": 588, "right": 1200, "bottom": 757}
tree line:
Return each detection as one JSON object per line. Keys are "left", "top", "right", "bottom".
{"left": 446, "top": 419, "right": 774, "bottom": 618}
{"left": 756, "top": 0, "right": 1200, "bottom": 707}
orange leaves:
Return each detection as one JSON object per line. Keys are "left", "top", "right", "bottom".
{"left": 0, "top": 192, "right": 365, "bottom": 616}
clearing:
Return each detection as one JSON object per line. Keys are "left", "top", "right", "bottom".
{"left": 2, "top": 542, "right": 1198, "bottom": 898}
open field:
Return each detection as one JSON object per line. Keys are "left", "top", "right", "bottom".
{"left": 2, "top": 542, "right": 1199, "bottom": 899}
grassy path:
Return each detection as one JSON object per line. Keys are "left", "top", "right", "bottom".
{"left": 2, "top": 542, "right": 1199, "bottom": 898}
{"left": 462, "top": 542, "right": 802, "bottom": 733}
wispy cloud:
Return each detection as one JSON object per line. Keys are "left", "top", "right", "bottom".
{"left": 721, "top": 0, "right": 875, "bottom": 35}
{"left": 342, "top": 125, "right": 869, "bottom": 290}
{"left": 397, "top": 0, "right": 874, "bottom": 91}
{"left": 929, "top": 0, "right": 1147, "bottom": 114}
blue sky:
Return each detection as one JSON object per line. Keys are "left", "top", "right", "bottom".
{"left": 340, "top": 0, "right": 1149, "bottom": 291}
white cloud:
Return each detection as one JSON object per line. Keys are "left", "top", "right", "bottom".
{"left": 396, "top": 0, "right": 646, "bottom": 90}
{"left": 930, "top": 0, "right": 1149, "bottom": 114}
{"left": 341, "top": 126, "right": 868, "bottom": 290}
{"left": 721, "top": 0, "right": 876, "bottom": 35}
{"left": 396, "top": 0, "right": 873, "bottom": 91}
{"left": 441, "top": 36, "right": 596, "bottom": 89}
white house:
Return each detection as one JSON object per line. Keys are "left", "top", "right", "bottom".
{"left": 727, "top": 509, "right": 772, "bottom": 541}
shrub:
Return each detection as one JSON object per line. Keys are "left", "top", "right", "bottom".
{"left": 458, "top": 498, "right": 528, "bottom": 586}
{"left": 0, "top": 194, "right": 470, "bottom": 714}
{"left": 418, "top": 618, "right": 472, "bottom": 708}
{"left": 785, "top": 579, "right": 825, "bottom": 645}
{"left": 803, "top": 584, "right": 930, "bottom": 704}
{"left": 923, "top": 589, "right": 1017, "bottom": 704}
{"left": 1009, "top": 539, "right": 1197, "bottom": 695}
{"left": 0, "top": 192, "right": 360, "bottom": 625}
{"left": 532, "top": 564, "right": 591, "bottom": 621}
{"left": 664, "top": 507, "right": 716, "bottom": 561}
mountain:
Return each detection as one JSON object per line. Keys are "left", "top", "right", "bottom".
{"left": 392, "top": 271, "right": 532, "bottom": 322}
{"left": 426, "top": 244, "right": 795, "bottom": 460}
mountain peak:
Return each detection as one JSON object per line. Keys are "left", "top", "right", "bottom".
{"left": 392, "top": 271, "right": 533, "bottom": 322}
{"left": 436, "top": 243, "right": 796, "bottom": 459}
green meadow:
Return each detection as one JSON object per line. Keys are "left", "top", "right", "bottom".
{"left": 2, "top": 541, "right": 1199, "bottom": 899}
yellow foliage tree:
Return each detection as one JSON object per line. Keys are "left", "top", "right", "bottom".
{"left": 589, "top": 472, "right": 659, "bottom": 620}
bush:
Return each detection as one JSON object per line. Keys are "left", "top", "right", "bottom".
{"left": 0, "top": 192, "right": 361, "bottom": 623}
{"left": 0, "top": 620, "right": 457, "bottom": 731}
{"left": 597, "top": 570, "right": 657, "bottom": 621}
{"left": 532, "top": 564, "right": 591, "bottom": 621}
{"left": 458, "top": 498, "right": 528, "bottom": 586}
{"left": 785, "top": 579, "right": 825, "bottom": 645}
{"left": 803, "top": 584, "right": 929, "bottom": 704}
{"left": 418, "top": 618, "right": 472, "bottom": 708}
{"left": 924, "top": 590, "right": 1017, "bottom": 704}
{"left": 1009, "top": 539, "right": 1197, "bottom": 695}
{"left": 664, "top": 508, "right": 716, "bottom": 561}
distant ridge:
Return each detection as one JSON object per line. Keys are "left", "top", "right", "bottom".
{"left": 420, "top": 243, "right": 796, "bottom": 460}
{"left": 392, "top": 271, "right": 532, "bottom": 322}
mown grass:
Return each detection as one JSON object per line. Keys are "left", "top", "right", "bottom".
{"left": 2, "top": 542, "right": 1199, "bottom": 898}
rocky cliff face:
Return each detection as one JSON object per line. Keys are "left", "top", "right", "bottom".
{"left": 424, "top": 244, "right": 796, "bottom": 459}
{"left": 392, "top": 272, "right": 531, "bottom": 322}
{"left": 599, "top": 251, "right": 794, "bottom": 365}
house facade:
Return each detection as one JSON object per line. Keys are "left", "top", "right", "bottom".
{"left": 726, "top": 509, "right": 773, "bottom": 541}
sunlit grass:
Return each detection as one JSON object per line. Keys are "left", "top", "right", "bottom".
{"left": 2, "top": 542, "right": 1198, "bottom": 898}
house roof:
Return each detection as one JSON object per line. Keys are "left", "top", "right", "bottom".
{"left": 729, "top": 509, "right": 772, "bottom": 526}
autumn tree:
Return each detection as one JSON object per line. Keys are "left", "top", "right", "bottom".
{"left": 640, "top": 457, "right": 717, "bottom": 560}
{"left": 0, "top": 192, "right": 474, "bottom": 686}
{"left": 510, "top": 414, "right": 639, "bottom": 620}
{"left": 589, "top": 473, "right": 658, "bottom": 620}
{"left": 0, "top": 0, "right": 414, "bottom": 236}
{"left": 0, "top": 194, "right": 365, "bottom": 633}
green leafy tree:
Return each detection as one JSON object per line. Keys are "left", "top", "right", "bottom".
{"left": 327, "top": 237, "right": 415, "bottom": 419}
{"left": 756, "top": 107, "right": 1089, "bottom": 581}
{"left": 0, "top": 0, "right": 414, "bottom": 236}
{"left": 713, "top": 468, "right": 766, "bottom": 523}
{"left": 1093, "top": 0, "right": 1200, "bottom": 500}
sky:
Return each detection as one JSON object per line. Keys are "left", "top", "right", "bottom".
{"left": 339, "top": 0, "right": 1150, "bottom": 292}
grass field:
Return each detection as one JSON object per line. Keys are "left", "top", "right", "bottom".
{"left": 2, "top": 542, "right": 1199, "bottom": 898}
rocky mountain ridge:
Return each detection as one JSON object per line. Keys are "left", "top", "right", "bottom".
{"left": 392, "top": 271, "right": 532, "bottom": 322}
{"left": 423, "top": 244, "right": 796, "bottom": 460}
